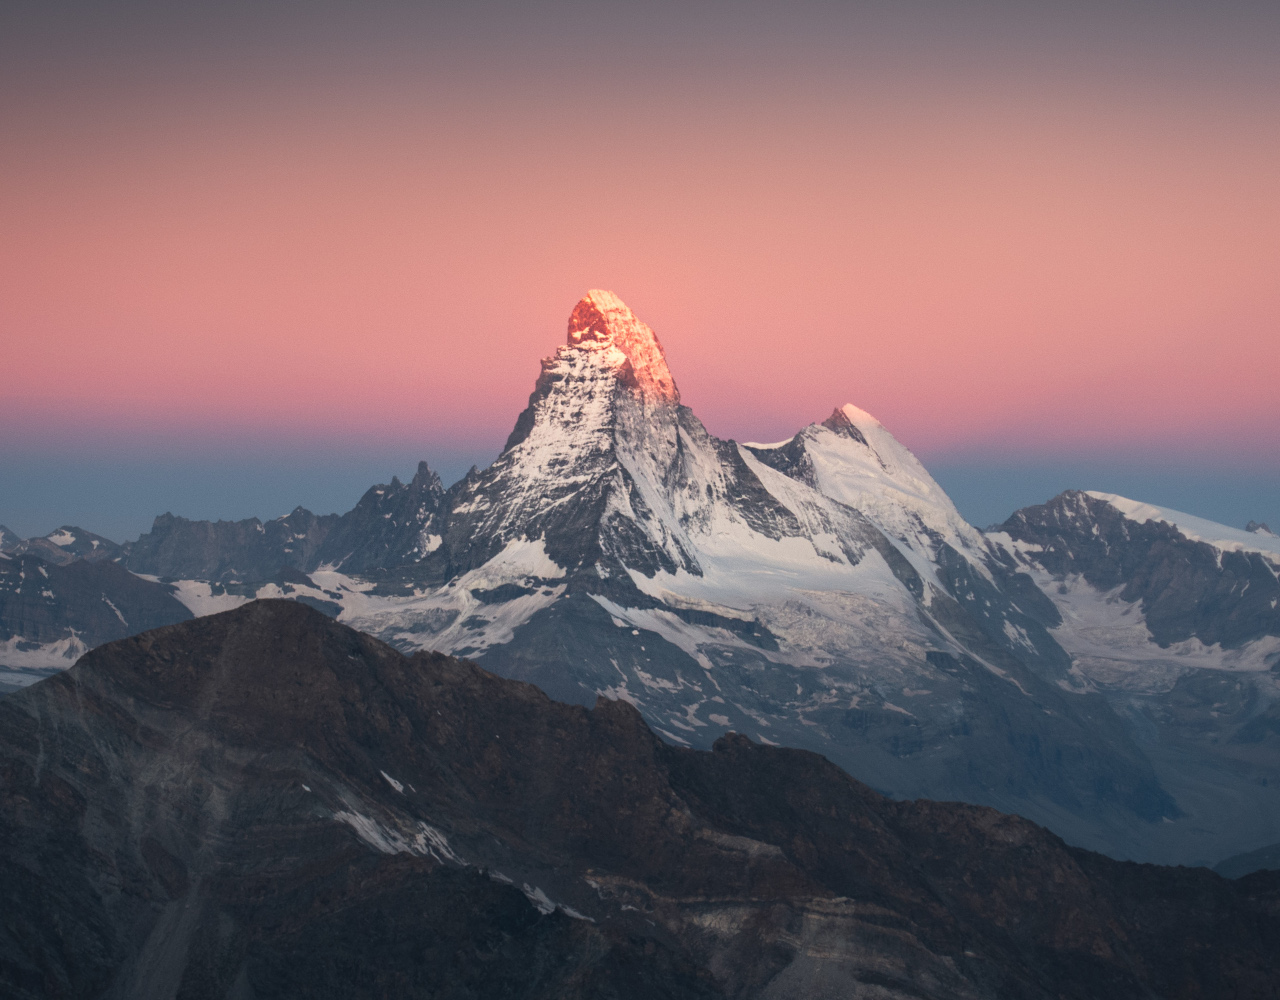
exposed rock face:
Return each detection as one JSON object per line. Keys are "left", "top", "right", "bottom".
{"left": 994, "top": 490, "right": 1280, "bottom": 649}
{"left": 988, "top": 489, "right": 1280, "bottom": 867}
{"left": 1217, "top": 839, "right": 1280, "bottom": 879}
{"left": 312, "top": 461, "right": 447, "bottom": 574}
{"left": 0, "top": 554, "right": 192, "bottom": 684}
{"left": 10, "top": 526, "right": 122, "bottom": 566}
{"left": 122, "top": 465, "right": 447, "bottom": 586}
{"left": 566, "top": 288, "right": 679, "bottom": 403}
{"left": 1, "top": 601, "right": 1277, "bottom": 999}
{"left": 125, "top": 507, "right": 340, "bottom": 583}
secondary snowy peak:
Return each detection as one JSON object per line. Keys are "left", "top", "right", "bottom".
{"left": 11, "top": 526, "right": 123, "bottom": 566}
{"left": 747, "top": 402, "right": 985, "bottom": 562}
{"left": 820, "top": 405, "right": 959, "bottom": 513}
{"left": 1086, "top": 492, "right": 1280, "bottom": 560}
{"left": 566, "top": 290, "right": 678, "bottom": 404}
{"left": 990, "top": 489, "right": 1280, "bottom": 652}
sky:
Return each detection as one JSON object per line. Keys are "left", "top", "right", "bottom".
{"left": 2, "top": 1, "right": 1278, "bottom": 542}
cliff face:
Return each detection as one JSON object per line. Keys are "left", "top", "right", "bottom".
{"left": 1, "top": 600, "right": 1277, "bottom": 999}
{"left": 0, "top": 553, "right": 192, "bottom": 676}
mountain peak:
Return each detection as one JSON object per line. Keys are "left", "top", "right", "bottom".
{"left": 821, "top": 405, "right": 873, "bottom": 446}
{"left": 567, "top": 290, "right": 678, "bottom": 403}
{"left": 411, "top": 460, "right": 445, "bottom": 493}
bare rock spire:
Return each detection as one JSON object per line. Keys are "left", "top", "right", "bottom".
{"left": 567, "top": 290, "right": 678, "bottom": 403}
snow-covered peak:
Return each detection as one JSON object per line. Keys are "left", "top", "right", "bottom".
{"left": 776, "top": 403, "right": 984, "bottom": 559}
{"left": 1086, "top": 492, "right": 1280, "bottom": 560}
{"left": 566, "top": 290, "right": 678, "bottom": 404}
{"left": 821, "top": 405, "right": 953, "bottom": 507}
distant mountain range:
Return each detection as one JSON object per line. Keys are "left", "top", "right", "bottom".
{"left": 3, "top": 290, "right": 1278, "bottom": 871}
{"left": 3, "top": 600, "right": 1277, "bottom": 999}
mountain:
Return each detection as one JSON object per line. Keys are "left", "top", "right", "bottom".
{"left": 312, "top": 290, "right": 1181, "bottom": 860}
{"left": 125, "top": 507, "right": 339, "bottom": 583}
{"left": 1217, "top": 839, "right": 1280, "bottom": 879}
{"left": 7, "top": 291, "right": 1278, "bottom": 868}
{"left": 121, "top": 462, "right": 446, "bottom": 586}
{"left": 311, "top": 460, "right": 448, "bottom": 575}
{"left": 0, "top": 549, "right": 193, "bottom": 691}
{"left": 366, "top": 295, "right": 1201, "bottom": 853}
{"left": 9, "top": 525, "right": 122, "bottom": 566}
{"left": 990, "top": 490, "right": 1280, "bottom": 651}
{"left": 118, "top": 463, "right": 449, "bottom": 594}
{"left": 988, "top": 489, "right": 1280, "bottom": 865}
{"left": 0, "top": 526, "right": 20, "bottom": 553}
{"left": 3, "top": 600, "right": 1278, "bottom": 999}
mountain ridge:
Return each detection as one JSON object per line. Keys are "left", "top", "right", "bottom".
{"left": 3, "top": 599, "right": 1278, "bottom": 999}
{"left": 3, "top": 291, "right": 1279, "bottom": 870}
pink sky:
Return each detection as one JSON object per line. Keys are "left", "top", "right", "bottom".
{"left": 2, "top": 22, "right": 1277, "bottom": 469}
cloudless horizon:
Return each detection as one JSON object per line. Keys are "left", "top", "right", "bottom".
{"left": 4, "top": 422, "right": 1278, "bottom": 545}
{"left": 3, "top": 1, "right": 1277, "bottom": 542}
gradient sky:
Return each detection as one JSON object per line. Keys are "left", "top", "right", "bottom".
{"left": 3, "top": 1, "right": 1278, "bottom": 541}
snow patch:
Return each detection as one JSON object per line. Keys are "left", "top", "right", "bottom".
{"left": 1036, "top": 569, "right": 1280, "bottom": 692}
{"left": 520, "top": 883, "right": 594, "bottom": 922}
{"left": 380, "top": 770, "right": 404, "bottom": 793}
{"left": 469, "top": 537, "right": 564, "bottom": 581}
{"left": 333, "top": 811, "right": 463, "bottom": 864}
{"left": 522, "top": 883, "right": 556, "bottom": 914}
{"left": 342, "top": 541, "right": 565, "bottom": 656}
{"left": 597, "top": 683, "right": 641, "bottom": 708}
{"left": 101, "top": 595, "right": 128, "bottom": 627}
{"left": 168, "top": 581, "right": 252, "bottom": 617}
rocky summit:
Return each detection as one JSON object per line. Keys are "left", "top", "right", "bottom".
{"left": 3, "top": 600, "right": 1279, "bottom": 999}
{"left": 4, "top": 292, "right": 1280, "bottom": 871}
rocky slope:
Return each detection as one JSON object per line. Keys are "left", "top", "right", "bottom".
{"left": 8, "top": 526, "right": 122, "bottom": 566}
{"left": 125, "top": 507, "right": 339, "bottom": 583}
{"left": 0, "top": 551, "right": 192, "bottom": 689}
{"left": 2, "top": 600, "right": 1278, "bottom": 1000}
{"left": 990, "top": 490, "right": 1280, "bottom": 651}
{"left": 121, "top": 461, "right": 449, "bottom": 584}
{"left": 988, "top": 490, "right": 1280, "bottom": 867}
{"left": 1218, "top": 840, "right": 1280, "bottom": 879}
{"left": 311, "top": 460, "right": 447, "bottom": 574}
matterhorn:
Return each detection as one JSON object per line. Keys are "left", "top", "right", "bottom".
{"left": 8, "top": 291, "right": 1280, "bottom": 867}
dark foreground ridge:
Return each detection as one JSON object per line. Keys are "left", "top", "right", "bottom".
{"left": 2, "top": 601, "right": 1278, "bottom": 999}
